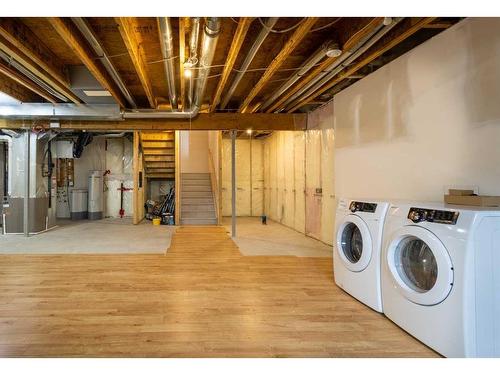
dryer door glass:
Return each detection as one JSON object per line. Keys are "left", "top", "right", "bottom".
{"left": 395, "top": 236, "right": 437, "bottom": 292}
{"left": 341, "top": 223, "right": 363, "bottom": 263}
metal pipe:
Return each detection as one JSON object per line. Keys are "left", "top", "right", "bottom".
{"left": 231, "top": 129, "right": 236, "bottom": 237}
{"left": 72, "top": 17, "right": 137, "bottom": 108}
{"left": 157, "top": 17, "right": 178, "bottom": 110}
{"left": 23, "top": 130, "right": 30, "bottom": 237}
{"left": 0, "top": 50, "right": 68, "bottom": 102}
{"left": 259, "top": 40, "right": 336, "bottom": 112}
{"left": 193, "top": 17, "right": 221, "bottom": 109}
{"left": 281, "top": 18, "right": 402, "bottom": 112}
{"left": 187, "top": 17, "right": 201, "bottom": 110}
{"left": 220, "top": 17, "right": 278, "bottom": 110}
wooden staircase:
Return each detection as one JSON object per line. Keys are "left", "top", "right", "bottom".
{"left": 180, "top": 173, "right": 217, "bottom": 225}
{"left": 140, "top": 131, "right": 175, "bottom": 179}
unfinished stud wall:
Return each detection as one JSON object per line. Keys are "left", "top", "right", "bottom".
{"left": 262, "top": 116, "right": 334, "bottom": 246}
{"left": 221, "top": 138, "right": 264, "bottom": 217}
{"left": 334, "top": 18, "right": 500, "bottom": 202}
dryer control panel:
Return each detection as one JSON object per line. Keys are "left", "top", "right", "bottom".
{"left": 349, "top": 201, "right": 377, "bottom": 213}
{"left": 408, "top": 207, "right": 459, "bottom": 225}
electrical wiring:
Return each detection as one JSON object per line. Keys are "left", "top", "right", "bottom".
{"left": 257, "top": 17, "right": 305, "bottom": 33}
{"left": 309, "top": 18, "right": 342, "bottom": 32}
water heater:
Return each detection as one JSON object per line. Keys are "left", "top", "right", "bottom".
{"left": 88, "top": 170, "right": 103, "bottom": 220}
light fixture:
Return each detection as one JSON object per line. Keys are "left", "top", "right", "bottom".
{"left": 326, "top": 43, "right": 342, "bottom": 58}
{"left": 383, "top": 17, "right": 393, "bottom": 26}
{"left": 246, "top": 129, "right": 253, "bottom": 135}
{"left": 184, "top": 69, "right": 192, "bottom": 78}
{"left": 83, "top": 90, "right": 112, "bottom": 97}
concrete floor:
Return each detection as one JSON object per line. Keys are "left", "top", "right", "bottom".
{"left": 0, "top": 218, "right": 175, "bottom": 254}
{"left": 222, "top": 217, "right": 332, "bottom": 257}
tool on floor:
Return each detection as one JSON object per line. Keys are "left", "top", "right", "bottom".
{"left": 261, "top": 215, "right": 267, "bottom": 225}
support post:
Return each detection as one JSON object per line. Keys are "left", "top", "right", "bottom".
{"left": 231, "top": 129, "right": 236, "bottom": 237}
{"left": 23, "top": 130, "right": 30, "bottom": 236}
{"left": 132, "top": 131, "right": 139, "bottom": 225}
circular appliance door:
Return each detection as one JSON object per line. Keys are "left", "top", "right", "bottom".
{"left": 336, "top": 214, "right": 373, "bottom": 272}
{"left": 386, "top": 226, "right": 453, "bottom": 306}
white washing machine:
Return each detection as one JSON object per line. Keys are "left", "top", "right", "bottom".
{"left": 334, "top": 198, "right": 390, "bottom": 312}
{"left": 381, "top": 202, "right": 500, "bottom": 357}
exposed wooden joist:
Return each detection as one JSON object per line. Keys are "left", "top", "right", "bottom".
{"left": 287, "top": 17, "right": 436, "bottom": 112}
{"left": 115, "top": 17, "right": 156, "bottom": 108}
{"left": 0, "top": 21, "right": 81, "bottom": 104}
{"left": 48, "top": 18, "right": 128, "bottom": 108}
{"left": 265, "top": 18, "right": 383, "bottom": 113}
{"left": 0, "top": 59, "right": 57, "bottom": 103}
{"left": 239, "top": 17, "right": 318, "bottom": 113}
{"left": 210, "top": 17, "right": 253, "bottom": 113}
{"left": 0, "top": 74, "right": 41, "bottom": 103}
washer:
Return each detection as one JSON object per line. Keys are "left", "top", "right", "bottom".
{"left": 334, "top": 198, "right": 389, "bottom": 312}
{"left": 381, "top": 202, "right": 500, "bottom": 357}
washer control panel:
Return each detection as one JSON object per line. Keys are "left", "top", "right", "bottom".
{"left": 408, "top": 207, "right": 459, "bottom": 225}
{"left": 349, "top": 201, "right": 377, "bottom": 213}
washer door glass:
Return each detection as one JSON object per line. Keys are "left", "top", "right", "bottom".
{"left": 336, "top": 214, "right": 372, "bottom": 272}
{"left": 395, "top": 237, "right": 438, "bottom": 292}
{"left": 387, "top": 226, "right": 453, "bottom": 306}
{"left": 341, "top": 223, "right": 364, "bottom": 263}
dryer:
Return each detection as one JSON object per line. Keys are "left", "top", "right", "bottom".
{"left": 381, "top": 202, "right": 500, "bottom": 357}
{"left": 334, "top": 198, "right": 390, "bottom": 312}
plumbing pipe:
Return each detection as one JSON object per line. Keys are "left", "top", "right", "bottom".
{"left": 72, "top": 17, "right": 137, "bottom": 108}
{"left": 219, "top": 17, "right": 278, "bottom": 110}
{"left": 157, "top": 17, "right": 178, "bottom": 110}
{"left": 281, "top": 18, "right": 402, "bottom": 112}
{"left": 259, "top": 40, "right": 336, "bottom": 112}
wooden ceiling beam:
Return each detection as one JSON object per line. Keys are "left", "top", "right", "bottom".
{"left": 48, "top": 18, "right": 128, "bottom": 108}
{"left": 287, "top": 17, "right": 436, "bottom": 113}
{"left": 115, "top": 17, "right": 156, "bottom": 108}
{"left": 0, "top": 74, "right": 41, "bottom": 103}
{"left": 0, "top": 19, "right": 81, "bottom": 103}
{"left": 210, "top": 17, "right": 253, "bottom": 113}
{"left": 1, "top": 113, "right": 307, "bottom": 131}
{"left": 0, "top": 60, "right": 57, "bottom": 103}
{"left": 239, "top": 17, "right": 318, "bottom": 113}
{"left": 265, "top": 18, "right": 383, "bottom": 113}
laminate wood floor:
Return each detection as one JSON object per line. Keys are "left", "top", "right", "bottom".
{"left": 0, "top": 226, "right": 438, "bottom": 357}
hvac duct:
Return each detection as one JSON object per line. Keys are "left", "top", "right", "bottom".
{"left": 72, "top": 17, "right": 137, "bottom": 108}
{"left": 158, "top": 17, "right": 178, "bottom": 110}
{"left": 259, "top": 40, "right": 337, "bottom": 112}
{"left": 219, "top": 17, "right": 278, "bottom": 110}
{"left": 186, "top": 17, "right": 201, "bottom": 110}
{"left": 278, "top": 18, "right": 402, "bottom": 112}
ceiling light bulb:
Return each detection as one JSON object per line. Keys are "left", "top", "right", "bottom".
{"left": 184, "top": 69, "right": 192, "bottom": 78}
{"left": 326, "top": 43, "right": 342, "bottom": 58}
{"left": 246, "top": 129, "right": 252, "bottom": 135}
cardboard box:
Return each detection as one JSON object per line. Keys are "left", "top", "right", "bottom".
{"left": 444, "top": 192, "right": 500, "bottom": 207}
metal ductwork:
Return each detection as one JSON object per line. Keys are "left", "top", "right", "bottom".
{"left": 186, "top": 17, "right": 201, "bottom": 110}
{"left": 125, "top": 17, "right": 221, "bottom": 119}
{"left": 279, "top": 18, "right": 402, "bottom": 112}
{"left": 219, "top": 17, "right": 278, "bottom": 110}
{"left": 71, "top": 18, "right": 137, "bottom": 108}
{"left": 157, "top": 17, "right": 178, "bottom": 110}
{"left": 259, "top": 40, "right": 337, "bottom": 112}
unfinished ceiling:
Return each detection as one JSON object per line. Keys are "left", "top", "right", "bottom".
{"left": 0, "top": 17, "right": 461, "bottom": 114}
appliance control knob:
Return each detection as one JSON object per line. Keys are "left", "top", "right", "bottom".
{"left": 409, "top": 210, "right": 424, "bottom": 223}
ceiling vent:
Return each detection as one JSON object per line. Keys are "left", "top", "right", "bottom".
{"left": 69, "top": 65, "right": 117, "bottom": 104}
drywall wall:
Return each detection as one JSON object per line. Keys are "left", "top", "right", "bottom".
{"left": 334, "top": 18, "right": 500, "bottom": 202}
{"left": 180, "top": 131, "right": 209, "bottom": 173}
